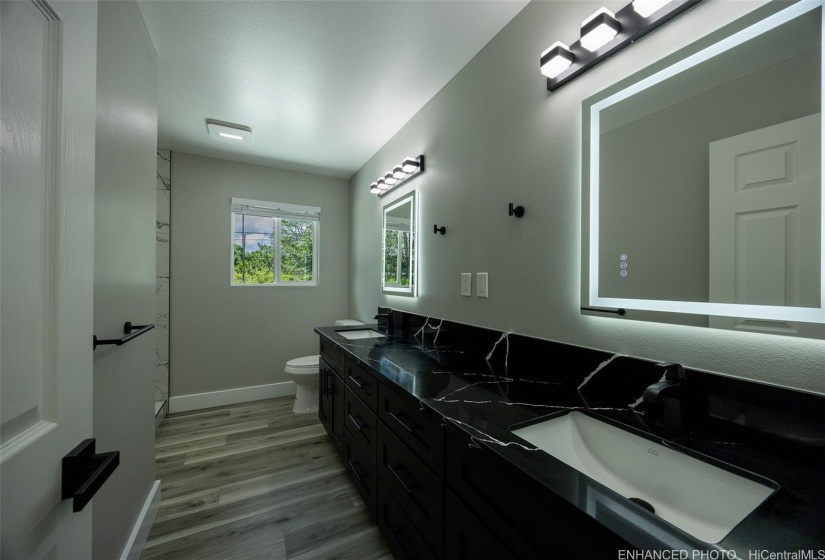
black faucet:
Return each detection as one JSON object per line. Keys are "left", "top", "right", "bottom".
{"left": 374, "top": 307, "right": 393, "bottom": 333}
{"left": 643, "top": 362, "right": 687, "bottom": 433}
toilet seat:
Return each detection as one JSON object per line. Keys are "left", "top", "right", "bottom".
{"left": 285, "top": 354, "right": 319, "bottom": 374}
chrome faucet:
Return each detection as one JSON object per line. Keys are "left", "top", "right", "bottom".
{"left": 643, "top": 362, "right": 687, "bottom": 433}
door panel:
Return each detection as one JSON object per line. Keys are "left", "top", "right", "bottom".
{"left": 709, "top": 114, "right": 822, "bottom": 337}
{"left": 1, "top": 1, "right": 98, "bottom": 557}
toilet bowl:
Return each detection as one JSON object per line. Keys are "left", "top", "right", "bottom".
{"left": 286, "top": 319, "right": 365, "bottom": 414}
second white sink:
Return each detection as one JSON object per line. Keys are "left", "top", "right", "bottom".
{"left": 336, "top": 329, "right": 387, "bottom": 340}
{"left": 511, "top": 411, "right": 777, "bottom": 544}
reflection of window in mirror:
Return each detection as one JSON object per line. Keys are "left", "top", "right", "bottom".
{"left": 582, "top": 1, "right": 825, "bottom": 339}
{"left": 382, "top": 191, "right": 416, "bottom": 297}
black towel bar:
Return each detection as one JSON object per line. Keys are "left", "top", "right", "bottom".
{"left": 581, "top": 307, "right": 626, "bottom": 316}
{"left": 93, "top": 321, "right": 155, "bottom": 350}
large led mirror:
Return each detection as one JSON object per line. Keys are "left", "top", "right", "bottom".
{"left": 582, "top": 1, "right": 825, "bottom": 338}
{"left": 382, "top": 191, "right": 417, "bottom": 297}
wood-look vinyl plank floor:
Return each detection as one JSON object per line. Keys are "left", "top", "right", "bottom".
{"left": 140, "top": 396, "right": 392, "bottom": 560}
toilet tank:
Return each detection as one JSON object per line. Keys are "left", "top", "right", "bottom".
{"left": 335, "top": 319, "right": 364, "bottom": 327}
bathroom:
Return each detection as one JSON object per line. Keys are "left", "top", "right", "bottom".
{"left": 0, "top": 0, "right": 822, "bottom": 558}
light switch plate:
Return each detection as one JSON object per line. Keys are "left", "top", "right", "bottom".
{"left": 461, "top": 273, "right": 472, "bottom": 296}
{"left": 477, "top": 272, "right": 488, "bottom": 298}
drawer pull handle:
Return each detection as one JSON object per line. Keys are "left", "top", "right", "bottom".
{"left": 348, "top": 374, "right": 365, "bottom": 389}
{"left": 348, "top": 414, "right": 365, "bottom": 431}
{"left": 347, "top": 459, "right": 364, "bottom": 483}
{"left": 324, "top": 371, "right": 333, "bottom": 395}
{"left": 387, "top": 463, "right": 416, "bottom": 495}
{"left": 388, "top": 410, "right": 417, "bottom": 433}
{"left": 385, "top": 525, "right": 410, "bottom": 560}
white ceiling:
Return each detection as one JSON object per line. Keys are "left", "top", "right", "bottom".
{"left": 136, "top": 0, "right": 530, "bottom": 179}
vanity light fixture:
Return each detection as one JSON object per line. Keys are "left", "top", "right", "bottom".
{"left": 580, "top": 8, "right": 621, "bottom": 52}
{"left": 205, "top": 118, "right": 253, "bottom": 144}
{"left": 540, "top": 0, "right": 701, "bottom": 91}
{"left": 371, "top": 155, "right": 425, "bottom": 197}
{"left": 540, "top": 42, "right": 575, "bottom": 79}
{"left": 633, "top": 0, "right": 673, "bottom": 18}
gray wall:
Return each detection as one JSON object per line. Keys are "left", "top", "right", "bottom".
{"left": 170, "top": 153, "right": 349, "bottom": 397}
{"left": 93, "top": 1, "right": 158, "bottom": 558}
{"left": 349, "top": 0, "right": 825, "bottom": 395}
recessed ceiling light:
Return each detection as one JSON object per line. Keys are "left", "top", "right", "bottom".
{"left": 206, "top": 119, "right": 253, "bottom": 144}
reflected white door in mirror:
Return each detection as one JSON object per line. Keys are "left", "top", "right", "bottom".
{"left": 581, "top": 0, "right": 824, "bottom": 339}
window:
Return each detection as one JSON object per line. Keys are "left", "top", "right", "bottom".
{"left": 231, "top": 198, "right": 319, "bottom": 286}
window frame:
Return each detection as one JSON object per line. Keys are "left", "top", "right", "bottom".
{"left": 230, "top": 198, "right": 320, "bottom": 287}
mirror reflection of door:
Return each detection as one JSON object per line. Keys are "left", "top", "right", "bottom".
{"left": 709, "top": 113, "right": 821, "bottom": 336}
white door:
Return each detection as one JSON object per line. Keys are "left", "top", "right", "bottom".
{"left": 1, "top": 1, "right": 98, "bottom": 558}
{"left": 709, "top": 114, "right": 821, "bottom": 337}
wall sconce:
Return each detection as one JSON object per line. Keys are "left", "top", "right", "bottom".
{"left": 540, "top": 0, "right": 702, "bottom": 92}
{"left": 371, "top": 155, "right": 425, "bottom": 197}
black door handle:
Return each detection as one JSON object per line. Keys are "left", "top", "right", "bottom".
{"left": 62, "top": 439, "right": 120, "bottom": 512}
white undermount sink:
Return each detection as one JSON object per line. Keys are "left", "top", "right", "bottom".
{"left": 336, "top": 329, "right": 387, "bottom": 340}
{"left": 511, "top": 411, "right": 777, "bottom": 544}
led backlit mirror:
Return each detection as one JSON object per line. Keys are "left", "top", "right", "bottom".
{"left": 582, "top": 1, "right": 825, "bottom": 338}
{"left": 382, "top": 191, "right": 417, "bottom": 297}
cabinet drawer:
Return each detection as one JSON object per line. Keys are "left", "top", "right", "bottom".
{"left": 344, "top": 428, "right": 377, "bottom": 518}
{"left": 444, "top": 489, "right": 543, "bottom": 560}
{"left": 345, "top": 359, "right": 379, "bottom": 412}
{"left": 319, "top": 337, "right": 343, "bottom": 373}
{"left": 377, "top": 423, "right": 443, "bottom": 555}
{"left": 378, "top": 384, "right": 444, "bottom": 477}
{"left": 344, "top": 387, "right": 378, "bottom": 465}
{"left": 377, "top": 480, "right": 439, "bottom": 560}
{"left": 444, "top": 425, "right": 630, "bottom": 559}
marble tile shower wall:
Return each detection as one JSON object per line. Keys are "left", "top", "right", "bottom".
{"left": 155, "top": 150, "right": 170, "bottom": 416}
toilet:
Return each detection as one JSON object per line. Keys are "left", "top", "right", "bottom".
{"left": 285, "top": 319, "right": 364, "bottom": 413}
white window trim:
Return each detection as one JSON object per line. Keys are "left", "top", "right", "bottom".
{"left": 230, "top": 198, "right": 320, "bottom": 287}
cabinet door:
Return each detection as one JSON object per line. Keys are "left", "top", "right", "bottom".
{"left": 377, "top": 480, "right": 440, "bottom": 560}
{"left": 330, "top": 369, "right": 345, "bottom": 456}
{"left": 445, "top": 425, "right": 632, "bottom": 559}
{"left": 319, "top": 357, "right": 344, "bottom": 456}
{"left": 319, "top": 357, "right": 333, "bottom": 435}
{"left": 377, "top": 423, "right": 443, "bottom": 555}
{"left": 344, "top": 428, "right": 377, "bottom": 518}
{"left": 444, "top": 489, "right": 543, "bottom": 560}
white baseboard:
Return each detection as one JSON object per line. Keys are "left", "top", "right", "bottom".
{"left": 168, "top": 381, "right": 297, "bottom": 414}
{"left": 121, "top": 480, "right": 161, "bottom": 560}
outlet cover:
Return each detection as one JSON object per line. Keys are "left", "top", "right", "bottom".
{"left": 461, "top": 273, "right": 472, "bottom": 296}
{"left": 477, "top": 272, "right": 488, "bottom": 298}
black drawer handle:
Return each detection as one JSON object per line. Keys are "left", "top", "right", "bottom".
{"left": 347, "top": 459, "right": 364, "bottom": 483}
{"left": 324, "top": 371, "right": 333, "bottom": 395}
{"left": 348, "top": 413, "right": 365, "bottom": 432}
{"left": 348, "top": 374, "right": 365, "bottom": 389}
{"left": 387, "top": 463, "right": 416, "bottom": 495}
{"left": 388, "top": 410, "right": 417, "bottom": 433}
{"left": 385, "top": 524, "right": 410, "bottom": 560}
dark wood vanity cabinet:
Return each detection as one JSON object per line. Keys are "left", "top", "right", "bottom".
{"left": 320, "top": 335, "right": 631, "bottom": 560}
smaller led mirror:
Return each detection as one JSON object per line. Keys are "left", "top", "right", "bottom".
{"left": 382, "top": 191, "right": 417, "bottom": 297}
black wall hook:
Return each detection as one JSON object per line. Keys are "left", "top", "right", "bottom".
{"left": 509, "top": 203, "right": 525, "bottom": 218}
{"left": 433, "top": 225, "right": 446, "bottom": 235}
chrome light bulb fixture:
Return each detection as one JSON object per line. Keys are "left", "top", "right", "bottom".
{"left": 539, "top": 0, "right": 700, "bottom": 91}
{"left": 369, "top": 155, "right": 425, "bottom": 197}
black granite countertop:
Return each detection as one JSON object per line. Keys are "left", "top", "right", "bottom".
{"left": 315, "top": 313, "right": 824, "bottom": 559}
